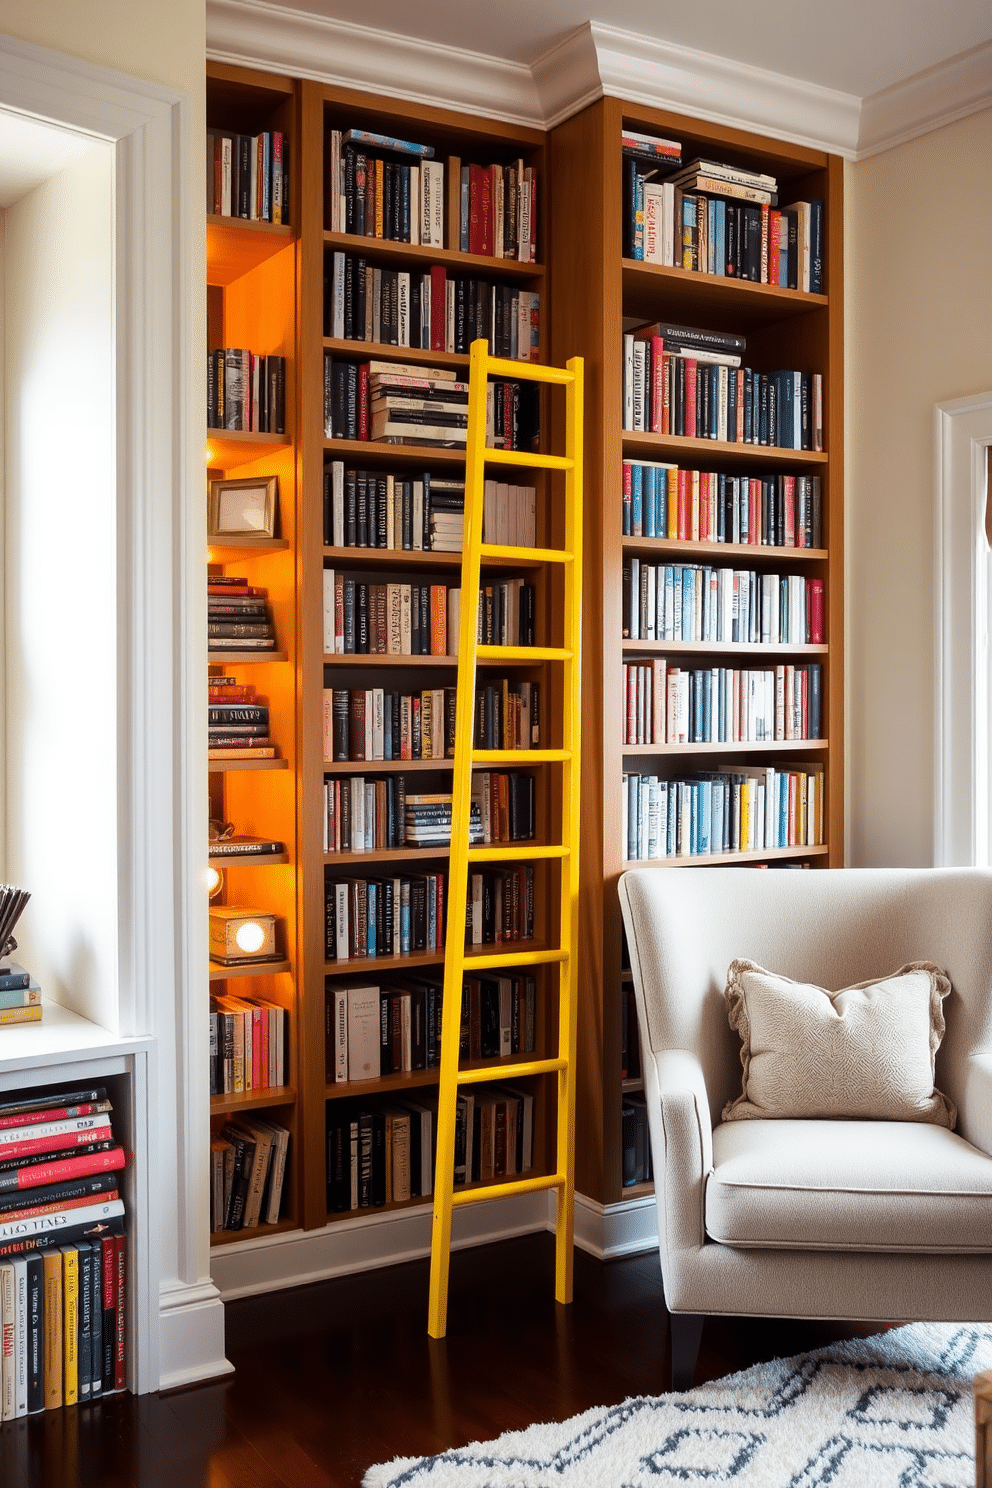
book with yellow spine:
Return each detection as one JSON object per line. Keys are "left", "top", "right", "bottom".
{"left": 60, "top": 1245, "right": 78, "bottom": 1406}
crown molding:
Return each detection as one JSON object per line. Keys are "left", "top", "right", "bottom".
{"left": 588, "top": 21, "right": 862, "bottom": 157}
{"left": 530, "top": 24, "right": 603, "bottom": 130}
{"left": 856, "top": 40, "right": 992, "bottom": 159}
{"left": 206, "top": 0, "right": 543, "bottom": 128}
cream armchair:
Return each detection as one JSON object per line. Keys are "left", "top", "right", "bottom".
{"left": 618, "top": 867, "right": 992, "bottom": 1389}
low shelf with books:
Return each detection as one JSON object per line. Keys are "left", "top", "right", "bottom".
{"left": 623, "top": 432, "right": 828, "bottom": 468}
{"left": 621, "top": 260, "right": 827, "bottom": 326}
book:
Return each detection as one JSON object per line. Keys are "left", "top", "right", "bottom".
{"left": 60, "top": 1245, "right": 79, "bottom": 1406}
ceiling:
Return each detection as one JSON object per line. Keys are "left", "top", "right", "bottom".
{"left": 252, "top": 0, "right": 992, "bottom": 100}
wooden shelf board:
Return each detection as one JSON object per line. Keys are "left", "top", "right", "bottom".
{"left": 206, "top": 430, "right": 292, "bottom": 467}
{"left": 323, "top": 758, "right": 454, "bottom": 775}
{"left": 622, "top": 536, "right": 828, "bottom": 564}
{"left": 210, "top": 1085, "right": 297, "bottom": 1114}
{"left": 622, "top": 1180, "right": 655, "bottom": 1199}
{"left": 322, "top": 546, "right": 549, "bottom": 573}
{"left": 322, "top": 653, "right": 457, "bottom": 668}
{"left": 208, "top": 757, "right": 289, "bottom": 772}
{"left": 621, "top": 259, "right": 828, "bottom": 327}
{"left": 622, "top": 640, "right": 828, "bottom": 656}
{"left": 208, "top": 538, "right": 289, "bottom": 561}
{"left": 623, "top": 844, "right": 830, "bottom": 869}
{"left": 210, "top": 1216, "right": 298, "bottom": 1248}
{"left": 207, "top": 852, "right": 290, "bottom": 866}
{"left": 208, "top": 959, "right": 292, "bottom": 982}
{"left": 324, "top": 438, "right": 467, "bottom": 466}
{"left": 622, "top": 740, "right": 828, "bottom": 756}
{"left": 323, "top": 339, "right": 470, "bottom": 371}
{"left": 323, "top": 231, "right": 545, "bottom": 280}
{"left": 324, "top": 940, "right": 548, "bottom": 977}
{"left": 207, "top": 653, "right": 288, "bottom": 665}
{"left": 622, "top": 431, "right": 828, "bottom": 468}
{"left": 324, "top": 846, "right": 451, "bottom": 866}
{"left": 207, "top": 216, "right": 294, "bottom": 286}
{"left": 326, "top": 1068, "right": 439, "bottom": 1100}
{"left": 621, "top": 1077, "right": 645, "bottom": 1094}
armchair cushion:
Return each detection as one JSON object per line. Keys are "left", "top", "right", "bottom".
{"left": 706, "top": 1119, "right": 992, "bottom": 1252}
{"left": 722, "top": 959, "right": 956, "bottom": 1127}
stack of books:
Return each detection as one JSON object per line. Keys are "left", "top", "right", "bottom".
{"left": 369, "top": 366, "right": 468, "bottom": 448}
{"left": 208, "top": 676, "right": 275, "bottom": 761}
{"left": 0, "top": 962, "right": 41, "bottom": 1027}
{"left": 0, "top": 1084, "right": 128, "bottom": 1410}
{"left": 208, "top": 577, "right": 277, "bottom": 657}
{"left": 403, "top": 794, "right": 483, "bottom": 847}
{"left": 211, "top": 1116, "right": 289, "bottom": 1233}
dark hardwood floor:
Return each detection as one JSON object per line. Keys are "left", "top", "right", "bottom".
{"left": 2, "top": 1233, "right": 881, "bottom": 1488}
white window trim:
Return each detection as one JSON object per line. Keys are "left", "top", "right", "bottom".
{"left": 934, "top": 391, "right": 992, "bottom": 866}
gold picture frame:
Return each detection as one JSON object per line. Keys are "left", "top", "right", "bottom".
{"left": 208, "top": 475, "right": 278, "bottom": 539}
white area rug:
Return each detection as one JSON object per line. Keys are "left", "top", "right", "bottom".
{"left": 363, "top": 1322, "right": 992, "bottom": 1487}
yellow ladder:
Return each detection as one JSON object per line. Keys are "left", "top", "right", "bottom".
{"left": 427, "top": 340, "right": 584, "bottom": 1338}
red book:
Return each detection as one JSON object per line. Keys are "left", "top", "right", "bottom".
{"left": 429, "top": 264, "right": 447, "bottom": 352}
{"left": 736, "top": 369, "right": 745, "bottom": 442}
{"left": 358, "top": 361, "right": 370, "bottom": 440}
{"left": 809, "top": 578, "right": 825, "bottom": 643}
{"left": 0, "top": 1147, "right": 125, "bottom": 1196}
{"left": 783, "top": 475, "right": 796, "bottom": 546}
{"left": 0, "top": 1118, "right": 112, "bottom": 1163}
{"left": 649, "top": 337, "right": 664, "bottom": 432}
{"left": 114, "top": 1235, "right": 127, "bottom": 1391}
{"left": 661, "top": 352, "right": 671, "bottom": 435}
{"left": 676, "top": 469, "right": 690, "bottom": 540}
{"left": 622, "top": 461, "right": 633, "bottom": 534}
{"left": 749, "top": 479, "right": 761, "bottom": 544}
{"left": 768, "top": 210, "right": 781, "bottom": 286}
{"left": 468, "top": 164, "right": 492, "bottom": 255}
{"left": 503, "top": 382, "right": 513, "bottom": 450}
{"left": 429, "top": 585, "right": 447, "bottom": 656}
{"left": 271, "top": 131, "right": 284, "bottom": 225}
{"left": 0, "top": 1189, "right": 118, "bottom": 1226}
{"left": 626, "top": 665, "right": 636, "bottom": 743}
{"left": 101, "top": 1234, "right": 116, "bottom": 1389}
{"left": 0, "top": 1101, "right": 107, "bottom": 1133}
{"left": 683, "top": 358, "right": 697, "bottom": 438}
{"left": 760, "top": 204, "right": 769, "bottom": 283}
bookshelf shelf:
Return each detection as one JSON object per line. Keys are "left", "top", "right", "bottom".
{"left": 323, "top": 231, "right": 545, "bottom": 281}
{"left": 208, "top": 757, "right": 289, "bottom": 773}
{"left": 550, "top": 95, "right": 843, "bottom": 1209}
{"left": 209, "top": 959, "right": 293, "bottom": 982}
{"left": 324, "top": 846, "right": 451, "bottom": 866}
{"left": 207, "top": 852, "right": 290, "bottom": 865}
{"left": 207, "top": 216, "right": 295, "bottom": 287}
{"left": 208, "top": 538, "right": 289, "bottom": 560}
{"left": 323, "top": 337, "right": 470, "bottom": 370}
{"left": 323, "top": 438, "right": 467, "bottom": 466}
{"left": 322, "top": 653, "right": 457, "bottom": 669}
{"left": 207, "top": 652, "right": 289, "bottom": 665}
{"left": 210, "top": 1217, "right": 298, "bottom": 1248}
{"left": 206, "top": 431, "right": 292, "bottom": 466}
{"left": 322, "top": 757, "right": 454, "bottom": 774}
{"left": 210, "top": 1085, "right": 297, "bottom": 1114}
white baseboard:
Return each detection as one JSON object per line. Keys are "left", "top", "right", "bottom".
{"left": 210, "top": 1190, "right": 552, "bottom": 1300}
{"left": 158, "top": 1280, "right": 233, "bottom": 1390}
{"left": 573, "top": 1191, "right": 659, "bottom": 1260}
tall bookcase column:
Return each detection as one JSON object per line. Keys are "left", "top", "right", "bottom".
{"left": 550, "top": 97, "right": 844, "bottom": 1216}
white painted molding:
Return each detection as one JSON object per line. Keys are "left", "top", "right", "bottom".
{"left": 159, "top": 1280, "right": 233, "bottom": 1389}
{"left": 934, "top": 393, "right": 992, "bottom": 869}
{"left": 206, "top": 0, "right": 543, "bottom": 128}
{"left": 858, "top": 40, "right": 992, "bottom": 160}
{"left": 574, "top": 1191, "right": 659, "bottom": 1260}
{"left": 588, "top": 22, "right": 862, "bottom": 158}
{"left": 211, "top": 1190, "right": 551, "bottom": 1300}
{"left": 530, "top": 24, "right": 603, "bottom": 132}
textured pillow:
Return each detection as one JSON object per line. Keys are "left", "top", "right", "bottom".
{"left": 722, "top": 959, "right": 956, "bottom": 1128}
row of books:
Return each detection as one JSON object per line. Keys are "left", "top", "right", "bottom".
{"left": 621, "top": 1092, "right": 653, "bottom": 1187}
{"left": 623, "top": 561, "right": 824, "bottom": 646}
{"left": 206, "top": 348, "right": 287, "bottom": 434}
{"left": 474, "top": 679, "right": 541, "bottom": 751}
{"left": 208, "top": 994, "right": 288, "bottom": 1097}
{"left": 325, "top": 972, "right": 537, "bottom": 1083}
{"left": 624, "top": 333, "right": 822, "bottom": 451}
{"left": 325, "top": 871, "right": 447, "bottom": 962}
{"left": 620, "top": 978, "right": 640, "bottom": 1081}
{"left": 211, "top": 1117, "right": 289, "bottom": 1233}
{"left": 326, "top": 130, "right": 537, "bottom": 261}
{"left": 206, "top": 128, "right": 288, "bottom": 224}
{"left": 323, "top": 357, "right": 539, "bottom": 450}
{"left": 622, "top": 461, "right": 823, "bottom": 549}
{"left": 466, "top": 866, "right": 535, "bottom": 946}
{"left": 622, "top": 766, "right": 825, "bottom": 860}
{"left": 322, "top": 770, "right": 536, "bottom": 855}
{"left": 323, "top": 463, "right": 464, "bottom": 550}
{"left": 0, "top": 1083, "right": 129, "bottom": 1411}
{"left": 404, "top": 793, "right": 483, "bottom": 848}
{"left": 323, "top": 575, "right": 460, "bottom": 657}
{"left": 472, "top": 771, "right": 536, "bottom": 844}
{"left": 454, "top": 1084, "right": 534, "bottom": 1185}
{"left": 625, "top": 168, "right": 823, "bottom": 291}
{"left": 208, "top": 676, "right": 276, "bottom": 761}
{"left": 327, "top": 1102, "right": 435, "bottom": 1210}
{"left": 323, "top": 686, "right": 456, "bottom": 763}
{"left": 326, "top": 253, "right": 540, "bottom": 360}
{"left": 623, "top": 661, "right": 823, "bottom": 746}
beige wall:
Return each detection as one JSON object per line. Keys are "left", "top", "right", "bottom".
{"left": 846, "top": 108, "right": 992, "bottom": 867}
{"left": 0, "top": 0, "right": 203, "bottom": 98}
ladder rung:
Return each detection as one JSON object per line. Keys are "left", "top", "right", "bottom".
{"left": 457, "top": 1057, "right": 566, "bottom": 1086}
{"left": 480, "top": 544, "right": 574, "bottom": 565}
{"left": 484, "top": 357, "right": 575, "bottom": 386}
{"left": 466, "top": 946, "right": 568, "bottom": 970}
{"left": 477, "top": 646, "right": 572, "bottom": 663}
{"left": 472, "top": 749, "right": 571, "bottom": 764}
{"left": 451, "top": 1171, "right": 567, "bottom": 1207}
{"left": 484, "top": 449, "right": 572, "bottom": 472}
{"left": 467, "top": 844, "right": 569, "bottom": 863}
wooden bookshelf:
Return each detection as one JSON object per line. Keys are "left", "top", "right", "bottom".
{"left": 549, "top": 96, "right": 844, "bottom": 1209}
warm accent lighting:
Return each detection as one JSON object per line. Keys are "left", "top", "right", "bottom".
{"left": 206, "top": 865, "right": 224, "bottom": 899}
{"left": 209, "top": 906, "right": 278, "bottom": 965}
{"left": 234, "top": 919, "right": 266, "bottom": 954}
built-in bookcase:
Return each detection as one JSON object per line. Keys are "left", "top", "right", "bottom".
{"left": 549, "top": 96, "right": 844, "bottom": 1211}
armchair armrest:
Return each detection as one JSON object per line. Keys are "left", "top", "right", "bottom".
{"left": 958, "top": 1052, "right": 992, "bottom": 1157}
{"left": 643, "top": 1049, "right": 714, "bottom": 1263}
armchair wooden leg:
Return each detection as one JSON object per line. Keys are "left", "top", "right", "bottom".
{"left": 670, "top": 1313, "right": 704, "bottom": 1392}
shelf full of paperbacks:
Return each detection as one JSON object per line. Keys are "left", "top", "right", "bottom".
{"left": 323, "top": 574, "right": 536, "bottom": 657}
{"left": 327, "top": 1081, "right": 534, "bottom": 1213}
{"left": 325, "top": 862, "right": 534, "bottom": 963}
{"left": 624, "top": 660, "right": 823, "bottom": 746}
{"left": 207, "top": 348, "right": 287, "bottom": 433}
{"left": 623, "top": 322, "right": 823, "bottom": 452}
{"left": 621, "top": 128, "right": 823, "bottom": 291}
{"left": 323, "top": 679, "right": 540, "bottom": 764}
{"left": 624, "top": 459, "right": 823, "bottom": 548}
{"left": 325, "top": 127, "right": 537, "bottom": 261}
{"left": 324, "top": 358, "right": 539, "bottom": 451}
{"left": 327, "top": 253, "right": 540, "bottom": 360}
{"left": 624, "top": 764, "right": 825, "bottom": 861}
{"left": 623, "top": 561, "right": 824, "bottom": 645}
{"left": 207, "top": 127, "right": 289, "bottom": 225}
{"left": 0, "top": 1082, "right": 129, "bottom": 1411}
{"left": 324, "top": 770, "right": 536, "bottom": 855}
{"left": 211, "top": 1116, "right": 289, "bottom": 1235}
{"left": 324, "top": 464, "right": 536, "bottom": 554}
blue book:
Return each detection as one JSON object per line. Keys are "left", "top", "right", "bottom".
{"left": 712, "top": 777, "right": 726, "bottom": 853}
{"left": 697, "top": 778, "right": 711, "bottom": 854}
{"left": 689, "top": 784, "right": 699, "bottom": 855}
{"left": 643, "top": 466, "right": 656, "bottom": 538}
{"left": 342, "top": 129, "right": 435, "bottom": 159}
{"left": 668, "top": 783, "right": 679, "bottom": 857}
{"left": 630, "top": 463, "right": 643, "bottom": 535}
{"left": 713, "top": 200, "right": 726, "bottom": 278}
{"left": 460, "top": 167, "right": 470, "bottom": 252}
{"left": 682, "top": 567, "right": 695, "bottom": 642}
{"left": 658, "top": 781, "right": 670, "bottom": 857}
{"left": 400, "top": 887, "right": 411, "bottom": 954}
{"left": 779, "top": 372, "right": 795, "bottom": 449}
